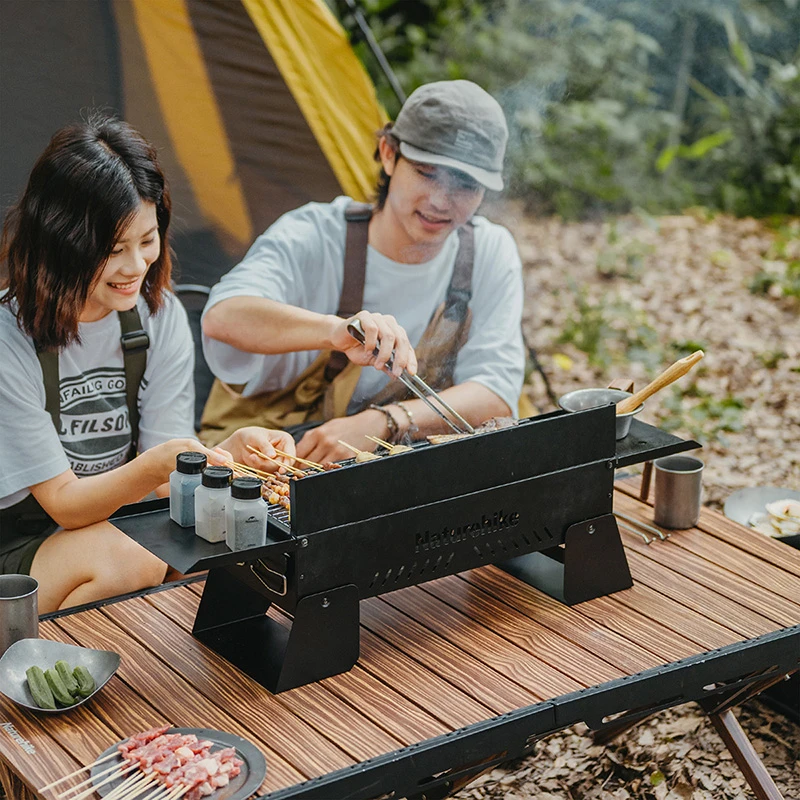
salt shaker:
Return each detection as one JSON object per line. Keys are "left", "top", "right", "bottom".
{"left": 169, "top": 451, "right": 208, "bottom": 527}
{"left": 194, "top": 466, "right": 233, "bottom": 543}
{"left": 226, "top": 477, "right": 268, "bottom": 552}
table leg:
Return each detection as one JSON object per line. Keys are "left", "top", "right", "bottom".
{"left": 704, "top": 708, "right": 783, "bottom": 800}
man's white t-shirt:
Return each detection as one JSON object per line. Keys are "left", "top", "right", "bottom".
{"left": 202, "top": 196, "right": 525, "bottom": 414}
{"left": 0, "top": 292, "right": 195, "bottom": 509}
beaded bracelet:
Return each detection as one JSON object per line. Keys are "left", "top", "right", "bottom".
{"left": 368, "top": 404, "right": 400, "bottom": 442}
{"left": 395, "top": 401, "right": 419, "bottom": 436}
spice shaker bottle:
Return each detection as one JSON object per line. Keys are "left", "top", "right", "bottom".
{"left": 169, "top": 451, "right": 208, "bottom": 527}
{"left": 226, "top": 477, "right": 268, "bottom": 552}
{"left": 194, "top": 466, "right": 233, "bottom": 543}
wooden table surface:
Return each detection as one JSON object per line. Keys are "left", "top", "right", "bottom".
{"left": 1, "top": 482, "right": 799, "bottom": 800}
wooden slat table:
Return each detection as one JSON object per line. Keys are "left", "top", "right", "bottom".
{"left": 1, "top": 483, "right": 798, "bottom": 800}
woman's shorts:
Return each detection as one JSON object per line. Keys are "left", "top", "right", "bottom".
{"left": 0, "top": 517, "right": 58, "bottom": 575}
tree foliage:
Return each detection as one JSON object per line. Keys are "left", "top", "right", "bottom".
{"left": 329, "top": 0, "right": 800, "bottom": 217}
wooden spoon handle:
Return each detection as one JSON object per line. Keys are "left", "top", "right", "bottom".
{"left": 616, "top": 351, "right": 704, "bottom": 414}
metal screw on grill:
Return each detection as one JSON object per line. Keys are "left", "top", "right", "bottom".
{"left": 322, "top": 597, "right": 330, "bottom": 608}
{"left": 587, "top": 524, "right": 596, "bottom": 535}
{"left": 300, "top": 537, "right": 308, "bottom": 548}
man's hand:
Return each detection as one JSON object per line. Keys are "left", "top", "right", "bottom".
{"left": 296, "top": 409, "right": 389, "bottom": 463}
{"left": 328, "top": 310, "right": 417, "bottom": 378}
{"left": 220, "top": 427, "right": 297, "bottom": 472}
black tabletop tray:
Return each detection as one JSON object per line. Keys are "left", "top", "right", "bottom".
{"left": 110, "top": 498, "right": 297, "bottom": 574}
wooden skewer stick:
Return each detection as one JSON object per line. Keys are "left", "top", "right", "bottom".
{"left": 227, "top": 461, "right": 271, "bottom": 480}
{"left": 112, "top": 774, "right": 159, "bottom": 800}
{"left": 616, "top": 350, "right": 704, "bottom": 414}
{"left": 67, "top": 764, "right": 138, "bottom": 800}
{"left": 56, "top": 760, "right": 133, "bottom": 797}
{"left": 103, "top": 773, "right": 153, "bottom": 800}
{"left": 365, "top": 435, "right": 393, "bottom": 450}
{"left": 246, "top": 445, "right": 306, "bottom": 476}
{"left": 337, "top": 440, "right": 363, "bottom": 456}
{"left": 40, "top": 752, "right": 120, "bottom": 793}
{"left": 272, "top": 448, "right": 325, "bottom": 471}
{"left": 136, "top": 783, "right": 171, "bottom": 800}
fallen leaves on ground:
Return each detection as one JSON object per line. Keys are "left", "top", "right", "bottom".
{"left": 453, "top": 205, "right": 799, "bottom": 800}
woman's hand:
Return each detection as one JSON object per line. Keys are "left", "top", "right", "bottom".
{"left": 220, "top": 427, "right": 297, "bottom": 472}
{"left": 327, "top": 310, "right": 417, "bottom": 378}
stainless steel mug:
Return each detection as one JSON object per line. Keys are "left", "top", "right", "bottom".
{"left": 653, "top": 455, "right": 704, "bottom": 529}
{"left": 0, "top": 574, "right": 39, "bottom": 656}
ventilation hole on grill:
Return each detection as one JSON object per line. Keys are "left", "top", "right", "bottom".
{"left": 395, "top": 566, "right": 405, "bottom": 582}
{"left": 531, "top": 528, "right": 543, "bottom": 543}
{"left": 497, "top": 538, "right": 508, "bottom": 552}
{"left": 521, "top": 532, "right": 532, "bottom": 546}
{"left": 419, "top": 558, "right": 430, "bottom": 574}
{"left": 368, "top": 572, "right": 380, "bottom": 589}
{"left": 544, "top": 526, "right": 555, "bottom": 540}
{"left": 383, "top": 569, "right": 393, "bottom": 585}
{"left": 431, "top": 555, "right": 443, "bottom": 572}
{"left": 444, "top": 552, "right": 455, "bottom": 569}
{"left": 511, "top": 538, "right": 520, "bottom": 549}
{"left": 473, "top": 545, "right": 482, "bottom": 556}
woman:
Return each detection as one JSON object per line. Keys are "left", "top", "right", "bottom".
{"left": 0, "top": 114, "right": 294, "bottom": 612}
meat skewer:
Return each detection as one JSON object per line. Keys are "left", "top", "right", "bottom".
{"left": 365, "top": 435, "right": 413, "bottom": 455}
{"left": 39, "top": 752, "right": 120, "bottom": 793}
{"left": 246, "top": 445, "right": 306, "bottom": 476}
{"left": 337, "top": 440, "right": 380, "bottom": 462}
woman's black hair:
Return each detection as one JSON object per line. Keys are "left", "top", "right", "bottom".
{"left": 0, "top": 112, "right": 173, "bottom": 350}
{"left": 372, "top": 123, "right": 400, "bottom": 211}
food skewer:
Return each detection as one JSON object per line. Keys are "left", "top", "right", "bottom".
{"left": 271, "top": 448, "right": 326, "bottom": 471}
{"left": 55, "top": 760, "right": 134, "bottom": 797}
{"left": 40, "top": 752, "right": 120, "bottom": 792}
{"left": 245, "top": 445, "right": 307, "bottom": 476}
{"left": 65, "top": 763, "right": 139, "bottom": 800}
{"left": 103, "top": 772, "right": 156, "bottom": 800}
{"left": 338, "top": 440, "right": 380, "bottom": 462}
{"left": 365, "top": 435, "right": 413, "bottom": 455}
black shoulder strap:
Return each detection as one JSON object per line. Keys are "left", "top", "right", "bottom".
{"left": 36, "top": 308, "right": 149, "bottom": 459}
{"left": 118, "top": 307, "right": 149, "bottom": 455}
{"left": 325, "top": 201, "right": 372, "bottom": 381}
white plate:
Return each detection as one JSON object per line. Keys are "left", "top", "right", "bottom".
{"left": 724, "top": 486, "right": 800, "bottom": 534}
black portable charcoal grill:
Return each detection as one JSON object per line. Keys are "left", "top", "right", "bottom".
{"left": 113, "top": 405, "right": 698, "bottom": 693}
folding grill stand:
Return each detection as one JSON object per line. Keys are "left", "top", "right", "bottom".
{"left": 112, "top": 405, "right": 698, "bottom": 693}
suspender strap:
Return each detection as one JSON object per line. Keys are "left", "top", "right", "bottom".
{"left": 445, "top": 223, "right": 475, "bottom": 322}
{"left": 118, "top": 308, "right": 149, "bottom": 454}
{"left": 325, "top": 201, "right": 371, "bottom": 381}
{"left": 35, "top": 308, "right": 149, "bottom": 458}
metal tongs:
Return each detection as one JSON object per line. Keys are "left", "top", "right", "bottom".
{"left": 347, "top": 318, "right": 474, "bottom": 434}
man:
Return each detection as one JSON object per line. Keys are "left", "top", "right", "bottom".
{"left": 201, "top": 80, "right": 525, "bottom": 463}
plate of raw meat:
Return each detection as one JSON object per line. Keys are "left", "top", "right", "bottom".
{"left": 90, "top": 725, "right": 266, "bottom": 799}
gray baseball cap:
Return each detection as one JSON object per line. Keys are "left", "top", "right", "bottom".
{"left": 391, "top": 80, "right": 508, "bottom": 191}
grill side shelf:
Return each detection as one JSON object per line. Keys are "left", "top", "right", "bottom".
{"left": 614, "top": 419, "right": 700, "bottom": 468}
{"left": 111, "top": 498, "right": 298, "bottom": 574}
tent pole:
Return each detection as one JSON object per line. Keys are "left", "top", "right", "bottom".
{"left": 341, "top": 0, "right": 406, "bottom": 105}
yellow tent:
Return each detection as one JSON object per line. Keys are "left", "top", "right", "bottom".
{"left": 1, "top": 0, "right": 387, "bottom": 284}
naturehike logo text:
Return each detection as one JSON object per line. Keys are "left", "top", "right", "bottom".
{"left": 415, "top": 509, "right": 520, "bottom": 553}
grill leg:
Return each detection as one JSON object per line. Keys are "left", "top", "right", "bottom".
{"left": 193, "top": 566, "right": 360, "bottom": 693}
{"left": 499, "top": 513, "right": 633, "bottom": 605}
